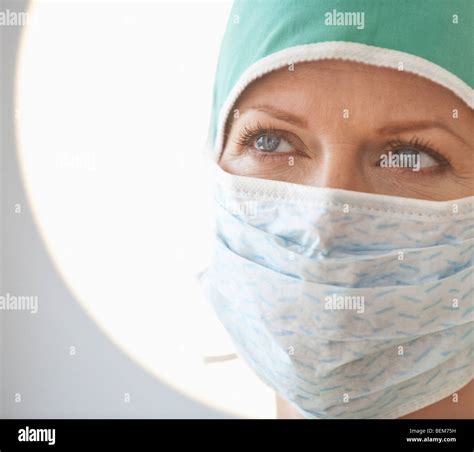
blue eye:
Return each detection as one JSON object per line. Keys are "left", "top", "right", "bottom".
{"left": 381, "top": 137, "right": 444, "bottom": 172}
{"left": 255, "top": 134, "right": 280, "bottom": 151}
{"left": 399, "top": 148, "right": 438, "bottom": 169}
{"left": 254, "top": 133, "right": 293, "bottom": 153}
{"left": 392, "top": 148, "right": 438, "bottom": 170}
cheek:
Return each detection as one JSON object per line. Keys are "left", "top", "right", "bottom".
{"left": 219, "top": 148, "right": 313, "bottom": 182}
{"left": 366, "top": 167, "right": 474, "bottom": 200}
{"left": 220, "top": 147, "right": 474, "bottom": 201}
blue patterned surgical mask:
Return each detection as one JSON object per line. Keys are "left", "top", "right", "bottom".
{"left": 200, "top": 163, "right": 474, "bottom": 419}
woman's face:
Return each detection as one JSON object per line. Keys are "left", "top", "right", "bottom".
{"left": 220, "top": 60, "right": 473, "bottom": 200}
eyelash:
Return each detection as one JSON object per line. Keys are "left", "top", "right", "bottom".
{"left": 232, "top": 122, "right": 306, "bottom": 163}
{"left": 384, "top": 136, "right": 449, "bottom": 168}
{"left": 233, "top": 123, "right": 451, "bottom": 170}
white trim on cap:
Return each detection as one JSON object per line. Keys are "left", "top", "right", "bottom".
{"left": 212, "top": 41, "right": 474, "bottom": 160}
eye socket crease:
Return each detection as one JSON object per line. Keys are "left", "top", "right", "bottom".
{"left": 377, "top": 120, "right": 470, "bottom": 147}
{"left": 241, "top": 104, "right": 308, "bottom": 129}
{"left": 235, "top": 106, "right": 470, "bottom": 148}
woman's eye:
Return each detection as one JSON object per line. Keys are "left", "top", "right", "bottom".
{"left": 381, "top": 147, "right": 439, "bottom": 171}
{"left": 254, "top": 133, "right": 293, "bottom": 153}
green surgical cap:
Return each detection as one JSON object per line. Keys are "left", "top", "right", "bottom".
{"left": 207, "top": 0, "right": 474, "bottom": 159}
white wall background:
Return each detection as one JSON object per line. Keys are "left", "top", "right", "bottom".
{"left": 2, "top": 0, "right": 274, "bottom": 418}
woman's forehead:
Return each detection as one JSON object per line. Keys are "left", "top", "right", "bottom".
{"left": 238, "top": 60, "right": 459, "bottom": 101}
{"left": 234, "top": 60, "right": 473, "bottom": 120}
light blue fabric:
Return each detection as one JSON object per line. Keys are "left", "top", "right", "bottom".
{"left": 200, "top": 166, "right": 474, "bottom": 419}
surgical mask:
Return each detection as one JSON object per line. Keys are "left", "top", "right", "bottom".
{"left": 199, "top": 163, "right": 474, "bottom": 419}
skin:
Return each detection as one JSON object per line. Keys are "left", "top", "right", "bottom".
{"left": 220, "top": 60, "right": 474, "bottom": 200}
{"left": 218, "top": 60, "right": 474, "bottom": 418}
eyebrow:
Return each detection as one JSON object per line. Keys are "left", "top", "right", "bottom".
{"left": 241, "top": 106, "right": 470, "bottom": 146}
{"left": 377, "top": 120, "right": 469, "bottom": 146}
{"left": 242, "top": 104, "right": 308, "bottom": 128}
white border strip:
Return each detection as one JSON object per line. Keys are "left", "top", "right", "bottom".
{"left": 211, "top": 161, "right": 474, "bottom": 219}
{"left": 213, "top": 41, "right": 474, "bottom": 160}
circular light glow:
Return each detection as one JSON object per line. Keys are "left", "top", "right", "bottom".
{"left": 16, "top": 0, "right": 275, "bottom": 418}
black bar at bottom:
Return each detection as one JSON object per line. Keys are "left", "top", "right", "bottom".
{"left": 0, "top": 419, "right": 472, "bottom": 451}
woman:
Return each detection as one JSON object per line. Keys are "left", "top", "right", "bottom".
{"left": 200, "top": 0, "right": 473, "bottom": 419}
